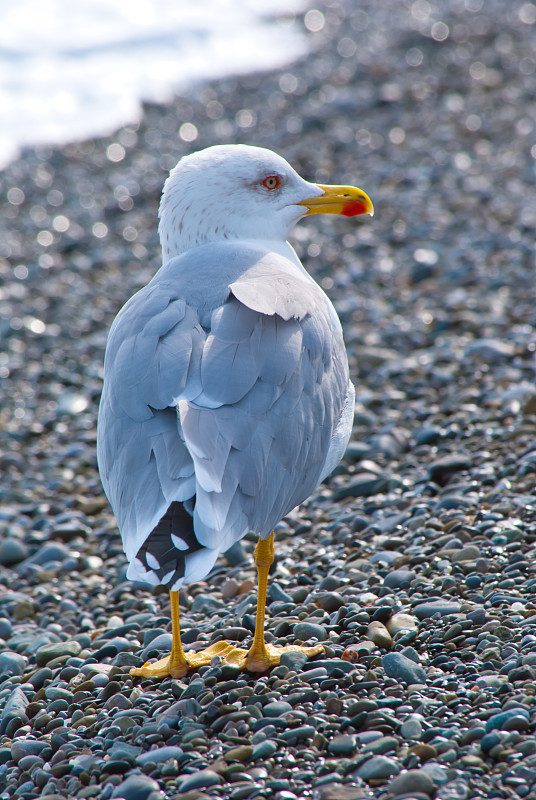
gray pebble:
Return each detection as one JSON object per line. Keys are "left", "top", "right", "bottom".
{"left": 435, "top": 779, "right": 470, "bottom": 800}
{"left": 0, "top": 686, "right": 28, "bottom": 735}
{"left": 11, "top": 739, "right": 48, "bottom": 763}
{"left": 0, "top": 539, "right": 29, "bottom": 566}
{"left": 383, "top": 568, "right": 416, "bottom": 589}
{"left": 23, "top": 542, "right": 69, "bottom": 566}
{"left": 353, "top": 755, "right": 400, "bottom": 781}
{"left": 0, "top": 651, "right": 27, "bottom": 677}
{"left": 388, "top": 768, "right": 435, "bottom": 796}
{"left": 111, "top": 775, "right": 164, "bottom": 800}
{"left": 327, "top": 734, "right": 357, "bottom": 756}
{"left": 485, "top": 708, "right": 530, "bottom": 733}
{"left": 400, "top": 716, "right": 423, "bottom": 740}
{"left": 280, "top": 650, "right": 307, "bottom": 672}
{"left": 293, "top": 621, "right": 328, "bottom": 642}
{"left": 177, "top": 769, "right": 222, "bottom": 792}
{"left": 141, "top": 633, "right": 172, "bottom": 658}
{"left": 413, "top": 601, "right": 462, "bottom": 620}
{"left": 251, "top": 739, "right": 278, "bottom": 760}
{"left": 428, "top": 455, "right": 472, "bottom": 485}
{"left": 35, "top": 640, "right": 82, "bottom": 666}
{"left": 382, "top": 652, "right": 426, "bottom": 685}
{"left": 263, "top": 701, "right": 292, "bottom": 717}
{"left": 136, "top": 746, "right": 184, "bottom": 765}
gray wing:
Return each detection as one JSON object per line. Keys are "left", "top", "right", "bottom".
{"left": 97, "top": 243, "right": 350, "bottom": 584}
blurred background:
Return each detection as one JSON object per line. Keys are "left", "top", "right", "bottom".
{"left": 0, "top": 0, "right": 310, "bottom": 168}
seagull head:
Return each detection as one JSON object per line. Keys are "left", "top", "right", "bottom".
{"left": 158, "top": 144, "right": 373, "bottom": 261}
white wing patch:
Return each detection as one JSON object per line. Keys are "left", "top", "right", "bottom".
{"left": 146, "top": 552, "right": 160, "bottom": 570}
{"left": 171, "top": 533, "right": 189, "bottom": 551}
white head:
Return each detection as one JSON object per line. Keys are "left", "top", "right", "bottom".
{"left": 158, "top": 144, "right": 373, "bottom": 261}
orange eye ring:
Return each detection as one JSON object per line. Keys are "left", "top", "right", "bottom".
{"left": 262, "top": 175, "right": 280, "bottom": 190}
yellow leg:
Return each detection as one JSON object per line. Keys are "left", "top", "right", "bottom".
{"left": 241, "top": 531, "right": 324, "bottom": 672}
{"left": 130, "top": 532, "right": 323, "bottom": 680}
{"left": 130, "top": 590, "right": 190, "bottom": 678}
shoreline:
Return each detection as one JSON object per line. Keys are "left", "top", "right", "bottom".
{"left": 2, "top": 1, "right": 536, "bottom": 799}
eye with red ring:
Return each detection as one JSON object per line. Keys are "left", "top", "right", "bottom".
{"left": 262, "top": 175, "right": 280, "bottom": 190}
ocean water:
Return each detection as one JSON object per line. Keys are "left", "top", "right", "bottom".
{"left": 0, "top": 0, "right": 309, "bottom": 168}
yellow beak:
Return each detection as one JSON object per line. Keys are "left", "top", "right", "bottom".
{"left": 299, "top": 184, "right": 374, "bottom": 218}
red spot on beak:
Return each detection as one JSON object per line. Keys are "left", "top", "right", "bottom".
{"left": 342, "top": 200, "right": 368, "bottom": 217}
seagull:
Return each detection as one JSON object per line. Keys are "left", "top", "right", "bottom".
{"left": 97, "top": 144, "right": 373, "bottom": 678}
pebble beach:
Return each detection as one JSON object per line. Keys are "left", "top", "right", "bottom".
{"left": 1, "top": 1, "right": 536, "bottom": 799}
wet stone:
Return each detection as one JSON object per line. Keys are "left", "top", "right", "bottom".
{"left": 263, "top": 701, "right": 292, "bottom": 717}
{"left": 400, "top": 716, "right": 423, "bottom": 740}
{"left": 327, "top": 734, "right": 357, "bottom": 755}
{"left": 111, "top": 774, "right": 164, "bottom": 800}
{"left": 382, "top": 652, "right": 426, "bottom": 685}
{"left": 383, "top": 568, "right": 416, "bottom": 590}
{"left": 413, "top": 601, "right": 462, "bottom": 620}
{"left": 11, "top": 738, "right": 48, "bottom": 762}
{"left": 0, "top": 539, "right": 29, "bottom": 566}
{"left": 388, "top": 768, "right": 435, "bottom": 796}
{"left": 177, "top": 769, "right": 222, "bottom": 792}
{"left": 293, "top": 621, "right": 328, "bottom": 641}
{"left": 35, "top": 641, "right": 82, "bottom": 667}
{"left": 353, "top": 755, "right": 400, "bottom": 781}
{"left": 0, "top": 651, "right": 27, "bottom": 677}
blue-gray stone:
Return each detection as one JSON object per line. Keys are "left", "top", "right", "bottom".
{"left": 382, "top": 652, "right": 426, "bottom": 685}
{"left": 35, "top": 640, "right": 82, "bottom": 666}
{"left": 370, "top": 550, "right": 400, "bottom": 566}
{"left": 293, "top": 622, "right": 328, "bottom": 642}
{"left": 27, "top": 667, "right": 53, "bottom": 689}
{"left": 485, "top": 708, "right": 530, "bottom": 733}
{"left": 466, "top": 574, "right": 483, "bottom": 590}
{"left": 191, "top": 593, "right": 222, "bottom": 613}
{"left": 269, "top": 583, "right": 293, "bottom": 603}
{"left": 136, "top": 746, "right": 184, "bottom": 765}
{"left": 0, "top": 618, "right": 12, "bottom": 639}
{"left": 414, "top": 601, "right": 462, "bottom": 619}
{"left": 177, "top": 769, "right": 221, "bottom": 792}
{"left": 400, "top": 716, "right": 423, "bottom": 740}
{"left": 361, "top": 735, "right": 398, "bottom": 755}
{"left": 435, "top": 779, "right": 470, "bottom": 800}
{"left": 384, "top": 568, "right": 416, "bottom": 589}
{"left": 0, "top": 539, "right": 29, "bottom": 566}
{"left": 0, "top": 687, "right": 28, "bottom": 735}
{"left": 0, "top": 651, "right": 26, "bottom": 677}
{"left": 387, "top": 768, "right": 435, "bottom": 796}
{"left": 181, "top": 677, "right": 205, "bottom": 698}
{"left": 224, "top": 540, "right": 247, "bottom": 566}
{"left": 44, "top": 687, "right": 72, "bottom": 701}
{"left": 18, "top": 754, "right": 44, "bottom": 772}
{"left": 401, "top": 646, "right": 421, "bottom": 664}
{"left": 111, "top": 775, "right": 163, "bottom": 800}
{"left": 141, "top": 633, "right": 172, "bottom": 659}
{"left": 23, "top": 542, "right": 69, "bottom": 566}
{"left": 280, "top": 651, "right": 308, "bottom": 671}
{"left": 142, "top": 628, "right": 167, "bottom": 647}
{"left": 157, "top": 698, "right": 200, "bottom": 724}
{"left": 11, "top": 739, "right": 48, "bottom": 763}
{"left": 421, "top": 763, "right": 448, "bottom": 786}
{"left": 279, "top": 724, "right": 316, "bottom": 743}
{"left": 251, "top": 740, "right": 278, "bottom": 760}
{"left": 327, "top": 734, "right": 357, "bottom": 755}
{"left": 416, "top": 426, "right": 442, "bottom": 446}
{"left": 263, "top": 701, "right": 292, "bottom": 717}
{"left": 353, "top": 755, "right": 400, "bottom": 781}
{"left": 480, "top": 731, "right": 501, "bottom": 751}
{"left": 305, "top": 659, "right": 356, "bottom": 675}
{"left": 428, "top": 454, "right": 472, "bottom": 484}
